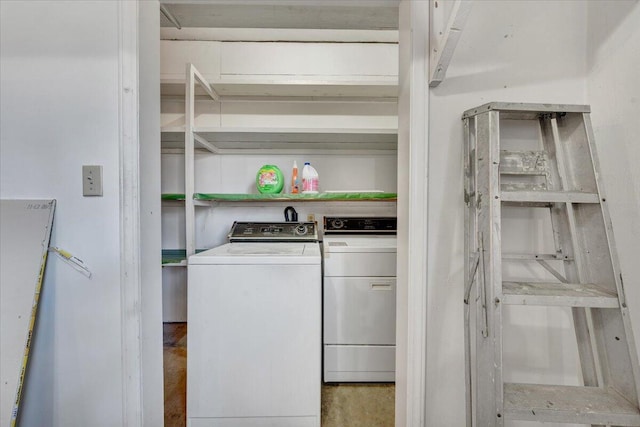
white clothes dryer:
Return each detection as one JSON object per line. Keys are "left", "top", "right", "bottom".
{"left": 322, "top": 217, "right": 397, "bottom": 383}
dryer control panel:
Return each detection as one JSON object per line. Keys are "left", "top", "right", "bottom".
{"left": 324, "top": 216, "right": 397, "bottom": 234}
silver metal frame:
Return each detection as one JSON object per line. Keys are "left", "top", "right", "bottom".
{"left": 463, "top": 102, "right": 640, "bottom": 426}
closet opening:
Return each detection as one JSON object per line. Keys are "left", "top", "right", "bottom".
{"left": 158, "top": 2, "right": 401, "bottom": 426}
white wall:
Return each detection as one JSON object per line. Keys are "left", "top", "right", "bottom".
{"left": 587, "top": 0, "right": 640, "bottom": 376}
{"left": 426, "top": 1, "right": 590, "bottom": 426}
{"left": 1, "top": 1, "right": 127, "bottom": 425}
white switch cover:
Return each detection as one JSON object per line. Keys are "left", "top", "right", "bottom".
{"left": 82, "top": 165, "right": 103, "bottom": 196}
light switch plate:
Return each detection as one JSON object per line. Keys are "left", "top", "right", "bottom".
{"left": 82, "top": 165, "right": 103, "bottom": 196}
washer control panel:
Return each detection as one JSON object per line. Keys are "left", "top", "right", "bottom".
{"left": 323, "top": 216, "right": 397, "bottom": 234}
{"left": 228, "top": 221, "right": 318, "bottom": 242}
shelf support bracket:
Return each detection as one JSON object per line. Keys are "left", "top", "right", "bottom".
{"left": 191, "top": 64, "right": 220, "bottom": 101}
{"left": 160, "top": 4, "right": 182, "bottom": 30}
{"left": 194, "top": 132, "right": 221, "bottom": 154}
{"left": 429, "top": 0, "right": 472, "bottom": 88}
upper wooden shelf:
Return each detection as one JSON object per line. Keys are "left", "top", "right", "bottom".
{"left": 160, "top": 78, "right": 398, "bottom": 99}
{"left": 161, "top": 126, "right": 397, "bottom": 152}
{"left": 159, "top": 2, "right": 399, "bottom": 31}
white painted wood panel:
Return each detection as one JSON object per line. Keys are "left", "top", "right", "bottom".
{"left": 161, "top": 41, "right": 398, "bottom": 98}
{"left": 0, "top": 200, "right": 55, "bottom": 427}
{"left": 161, "top": 40, "right": 221, "bottom": 83}
{"left": 220, "top": 42, "right": 398, "bottom": 78}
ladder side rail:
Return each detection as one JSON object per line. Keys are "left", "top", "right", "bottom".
{"left": 582, "top": 113, "right": 632, "bottom": 317}
{"left": 555, "top": 114, "right": 616, "bottom": 292}
{"left": 558, "top": 113, "right": 638, "bottom": 398}
{"left": 582, "top": 113, "right": 640, "bottom": 409}
{"left": 544, "top": 115, "right": 601, "bottom": 390}
{"left": 474, "top": 110, "right": 504, "bottom": 425}
{"left": 463, "top": 116, "right": 476, "bottom": 427}
{"left": 546, "top": 116, "right": 588, "bottom": 277}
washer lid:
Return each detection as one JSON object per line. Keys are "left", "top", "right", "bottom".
{"left": 189, "top": 242, "right": 321, "bottom": 265}
{"left": 322, "top": 235, "right": 397, "bottom": 253}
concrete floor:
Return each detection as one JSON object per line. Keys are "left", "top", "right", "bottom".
{"left": 163, "top": 323, "right": 394, "bottom": 427}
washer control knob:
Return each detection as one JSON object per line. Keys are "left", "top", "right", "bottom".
{"left": 295, "top": 224, "right": 308, "bottom": 235}
{"left": 331, "top": 219, "right": 344, "bottom": 229}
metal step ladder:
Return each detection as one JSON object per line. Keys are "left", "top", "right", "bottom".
{"left": 462, "top": 102, "right": 640, "bottom": 426}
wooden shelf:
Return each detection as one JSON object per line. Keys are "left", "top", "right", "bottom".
{"left": 196, "top": 192, "right": 396, "bottom": 202}
{"left": 161, "top": 126, "right": 397, "bottom": 152}
{"left": 162, "top": 193, "right": 397, "bottom": 203}
{"left": 161, "top": 78, "right": 398, "bottom": 99}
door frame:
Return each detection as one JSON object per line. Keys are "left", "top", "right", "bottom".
{"left": 397, "top": 1, "right": 430, "bottom": 425}
{"left": 121, "top": 1, "right": 431, "bottom": 425}
{"left": 119, "top": 0, "right": 145, "bottom": 425}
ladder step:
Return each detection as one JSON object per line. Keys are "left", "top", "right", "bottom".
{"left": 503, "top": 253, "right": 572, "bottom": 261}
{"left": 500, "top": 150, "right": 549, "bottom": 175}
{"left": 502, "top": 281, "right": 619, "bottom": 308}
{"left": 504, "top": 383, "right": 640, "bottom": 425}
{"left": 501, "top": 190, "right": 599, "bottom": 204}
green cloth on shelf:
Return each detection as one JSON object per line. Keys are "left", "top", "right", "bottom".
{"left": 162, "top": 249, "right": 206, "bottom": 264}
{"left": 161, "top": 194, "right": 186, "bottom": 201}
{"left": 162, "top": 249, "right": 186, "bottom": 264}
{"left": 193, "top": 192, "right": 397, "bottom": 201}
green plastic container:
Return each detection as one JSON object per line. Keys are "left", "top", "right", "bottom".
{"left": 256, "top": 165, "right": 284, "bottom": 194}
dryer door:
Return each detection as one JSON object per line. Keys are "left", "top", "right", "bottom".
{"left": 323, "top": 277, "right": 396, "bottom": 345}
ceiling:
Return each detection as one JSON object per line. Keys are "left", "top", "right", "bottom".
{"left": 159, "top": 0, "right": 400, "bottom": 31}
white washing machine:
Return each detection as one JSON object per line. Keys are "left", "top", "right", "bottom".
{"left": 188, "top": 222, "right": 321, "bottom": 427}
{"left": 322, "top": 217, "right": 397, "bottom": 383}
